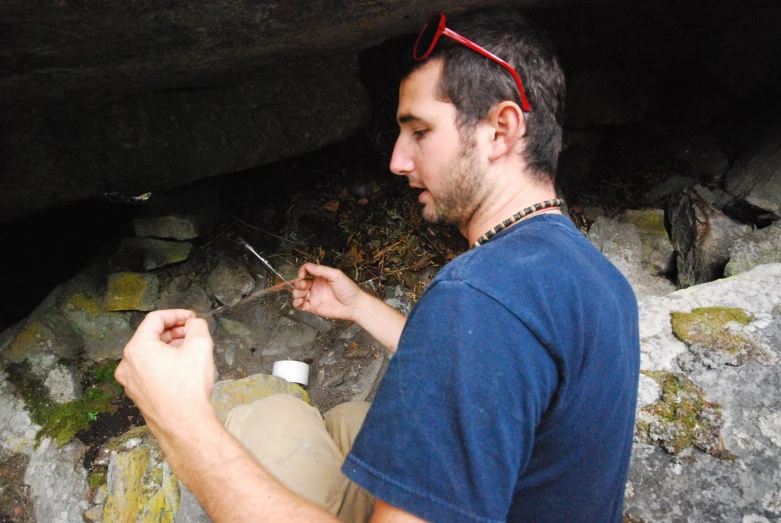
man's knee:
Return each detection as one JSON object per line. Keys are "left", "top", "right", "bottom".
{"left": 325, "top": 401, "right": 371, "bottom": 455}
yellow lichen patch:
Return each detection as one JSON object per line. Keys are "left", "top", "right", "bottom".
{"left": 620, "top": 209, "right": 669, "bottom": 237}
{"left": 671, "top": 307, "right": 755, "bottom": 356}
{"left": 105, "top": 272, "right": 159, "bottom": 312}
{"left": 66, "top": 293, "right": 104, "bottom": 316}
{"left": 4, "top": 320, "right": 50, "bottom": 363}
{"left": 635, "top": 371, "right": 733, "bottom": 459}
{"left": 102, "top": 436, "right": 183, "bottom": 522}
{"left": 103, "top": 446, "right": 153, "bottom": 521}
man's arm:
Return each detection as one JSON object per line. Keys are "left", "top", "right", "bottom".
{"left": 115, "top": 311, "right": 338, "bottom": 523}
{"left": 292, "top": 263, "right": 407, "bottom": 353}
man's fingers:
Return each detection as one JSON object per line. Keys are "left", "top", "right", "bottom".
{"left": 131, "top": 310, "right": 196, "bottom": 344}
{"left": 114, "top": 360, "right": 128, "bottom": 387}
{"left": 183, "top": 318, "right": 214, "bottom": 354}
{"left": 300, "top": 263, "right": 344, "bottom": 283}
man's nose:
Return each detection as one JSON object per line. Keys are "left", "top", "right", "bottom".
{"left": 389, "top": 137, "right": 413, "bottom": 176}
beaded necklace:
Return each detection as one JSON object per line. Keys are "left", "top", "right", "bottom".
{"left": 472, "top": 198, "right": 564, "bottom": 248}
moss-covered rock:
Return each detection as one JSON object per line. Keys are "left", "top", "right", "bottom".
{"left": 5, "top": 359, "right": 124, "bottom": 447}
{"left": 671, "top": 306, "right": 776, "bottom": 367}
{"left": 105, "top": 272, "right": 159, "bottom": 312}
{"left": 634, "top": 371, "right": 733, "bottom": 459}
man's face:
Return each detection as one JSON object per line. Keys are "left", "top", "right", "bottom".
{"left": 390, "top": 60, "right": 488, "bottom": 227}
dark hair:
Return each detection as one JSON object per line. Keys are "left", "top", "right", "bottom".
{"left": 412, "top": 9, "right": 565, "bottom": 182}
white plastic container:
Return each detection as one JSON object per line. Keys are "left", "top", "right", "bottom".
{"left": 272, "top": 360, "right": 310, "bottom": 387}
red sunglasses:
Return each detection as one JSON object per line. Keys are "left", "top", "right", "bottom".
{"left": 413, "top": 12, "right": 532, "bottom": 113}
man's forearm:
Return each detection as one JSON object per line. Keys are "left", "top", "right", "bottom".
{"left": 353, "top": 293, "right": 407, "bottom": 354}
{"left": 157, "top": 412, "right": 338, "bottom": 523}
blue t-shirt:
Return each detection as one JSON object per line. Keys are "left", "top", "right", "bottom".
{"left": 343, "top": 214, "right": 640, "bottom": 523}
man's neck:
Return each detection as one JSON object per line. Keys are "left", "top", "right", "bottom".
{"left": 461, "top": 175, "right": 559, "bottom": 246}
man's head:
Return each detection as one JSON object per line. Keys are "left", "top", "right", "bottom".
{"left": 409, "top": 9, "right": 565, "bottom": 183}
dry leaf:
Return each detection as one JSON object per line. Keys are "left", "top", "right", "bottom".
{"left": 323, "top": 200, "right": 339, "bottom": 212}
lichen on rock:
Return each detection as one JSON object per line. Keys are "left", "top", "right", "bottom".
{"left": 671, "top": 306, "right": 777, "bottom": 367}
{"left": 634, "top": 370, "right": 733, "bottom": 459}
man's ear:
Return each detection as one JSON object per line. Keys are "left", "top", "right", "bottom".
{"left": 486, "top": 101, "right": 525, "bottom": 161}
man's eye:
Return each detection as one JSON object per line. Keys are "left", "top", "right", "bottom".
{"left": 413, "top": 129, "right": 428, "bottom": 138}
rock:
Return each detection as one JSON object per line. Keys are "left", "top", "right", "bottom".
{"left": 105, "top": 272, "right": 159, "bottom": 312}
{"left": 338, "top": 323, "right": 363, "bottom": 340}
{"left": 350, "top": 351, "right": 386, "bottom": 402}
{"left": 565, "top": 70, "right": 649, "bottom": 128}
{"left": 174, "top": 483, "right": 211, "bottom": 523}
{"left": 587, "top": 216, "right": 675, "bottom": 297}
{"left": 261, "top": 317, "right": 319, "bottom": 360}
{"left": 384, "top": 285, "right": 414, "bottom": 316}
{"left": 2, "top": 313, "right": 84, "bottom": 364}
{"left": 291, "top": 309, "right": 333, "bottom": 334}
{"left": 43, "top": 364, "right": 83, "bottom": 404}
{"left": 0, "top": 374, "right": 39, "bottom": 456}
{"left": 668, "top": 135, "right": 729, "bottom": 183}
{"left": 103, "top": 429, "right": 180, "bottom": 522}
{"left": 24, "top": 437, "right": 89, "bottom": 523}
{"left": 215, "top": 318, "right": 256, "bottom": 366}
{"left": 617, "top": 209, "right": 675, "bottom": 276}
{"left": 668, "top": 188, "right": 751, "bottom": 288}
{"left": 637, "top": 373, "right": 661, "bottom": 409}
{"left": 646, "top": 175, "right": 699, "bottom": 207}
{"left": 725, "top": 221, "right": 781, "bottom": 277}
{"left": 207, "top": 259, "right": 255, "bottom": 307}
{"left": 724, "top": 125, "right": 781, "bottom": 220}
{"left": 62, "top": 290, "right": 135, "bottom": 361}
{"left": 0, "top": 54, "right": 370, "bottom": 224}
{"left": 112, "top": 238, "right": 193, "bottom": 271}
{"left": 158, "top": 276, "right": 212, "bottom": 314}
{"left": 625, "top": 264, "right": 781, "bottom": 522}
{"left": 557, "top": 130, "right": 601, "bottom": 187}
{"left": 132, "top": 190, "right": 218, "bottom": 241}
{"left": 211, "top": 373, "right": 308, "bottom": 425}
{"left": 582, "top": 206, "right": 605, "bottom": 223}
{"left": 692, "top": 183, "right": 734, "bottom": 211}
{"left": 83, "top": 504, "right": 103, "bottom": 521}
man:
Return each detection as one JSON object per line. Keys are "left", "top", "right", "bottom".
{"left": 116, "top": 9, "right": 639, "bottom": 523}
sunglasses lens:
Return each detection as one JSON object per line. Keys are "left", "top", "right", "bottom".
{"left": 414, "top": 14, "right": 442, "bottom": 60}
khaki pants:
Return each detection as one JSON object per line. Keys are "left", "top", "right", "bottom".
{"left": 225, "top": 394, "right": 375, "bottom": 522}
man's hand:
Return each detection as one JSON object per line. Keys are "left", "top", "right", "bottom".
{"left": 292, "top": 263, "right": 365, "bottom": 322}
{"left": 115, "top": 310, "right": 217, "bottom": 437}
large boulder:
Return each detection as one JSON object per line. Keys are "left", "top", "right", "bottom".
{"left": 668, "top": 188, "right": 751, "bottom": 288}
{"left": 587, "top": 216, "right": 675, "bottom": 298}
{"left": 24, "top": 437, "right": 90, "bottom": 523}
{"left": 625, "top": 264, "right": 781, "bottom": 522}
{"left": 724, "top": 124, "right": 781, "bottom": 222}
{"left": 2, "top": 0, "right": 577, "bottom": 223}
{"left": 725, "top": 221, "right": 781, "bottom": 278}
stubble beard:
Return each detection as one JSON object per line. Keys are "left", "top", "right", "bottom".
{"left": 422, "top": 130, "right": 487, "bottom": 229}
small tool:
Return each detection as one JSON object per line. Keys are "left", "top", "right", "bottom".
{"left": 238, "top": 238, "right": 297, "bottom": 292}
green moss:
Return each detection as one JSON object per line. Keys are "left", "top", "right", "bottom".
{"left": 6, "top": 359, "right": 124, "bottom": 447}
{"left": 671, "top": 307, "right": 755, "bottom": 356}
{"left": 5, "top": 361, "right": 56, "bottom": 427}
{"left": 636, "top": 371, "right": 734, "bottom": 459}
{"left": 89, "top": 470, "right": 107, "bottom": 489}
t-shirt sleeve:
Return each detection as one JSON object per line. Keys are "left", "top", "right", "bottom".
{"left": 342, "top": 280, "right": 559, "bottom": 523}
